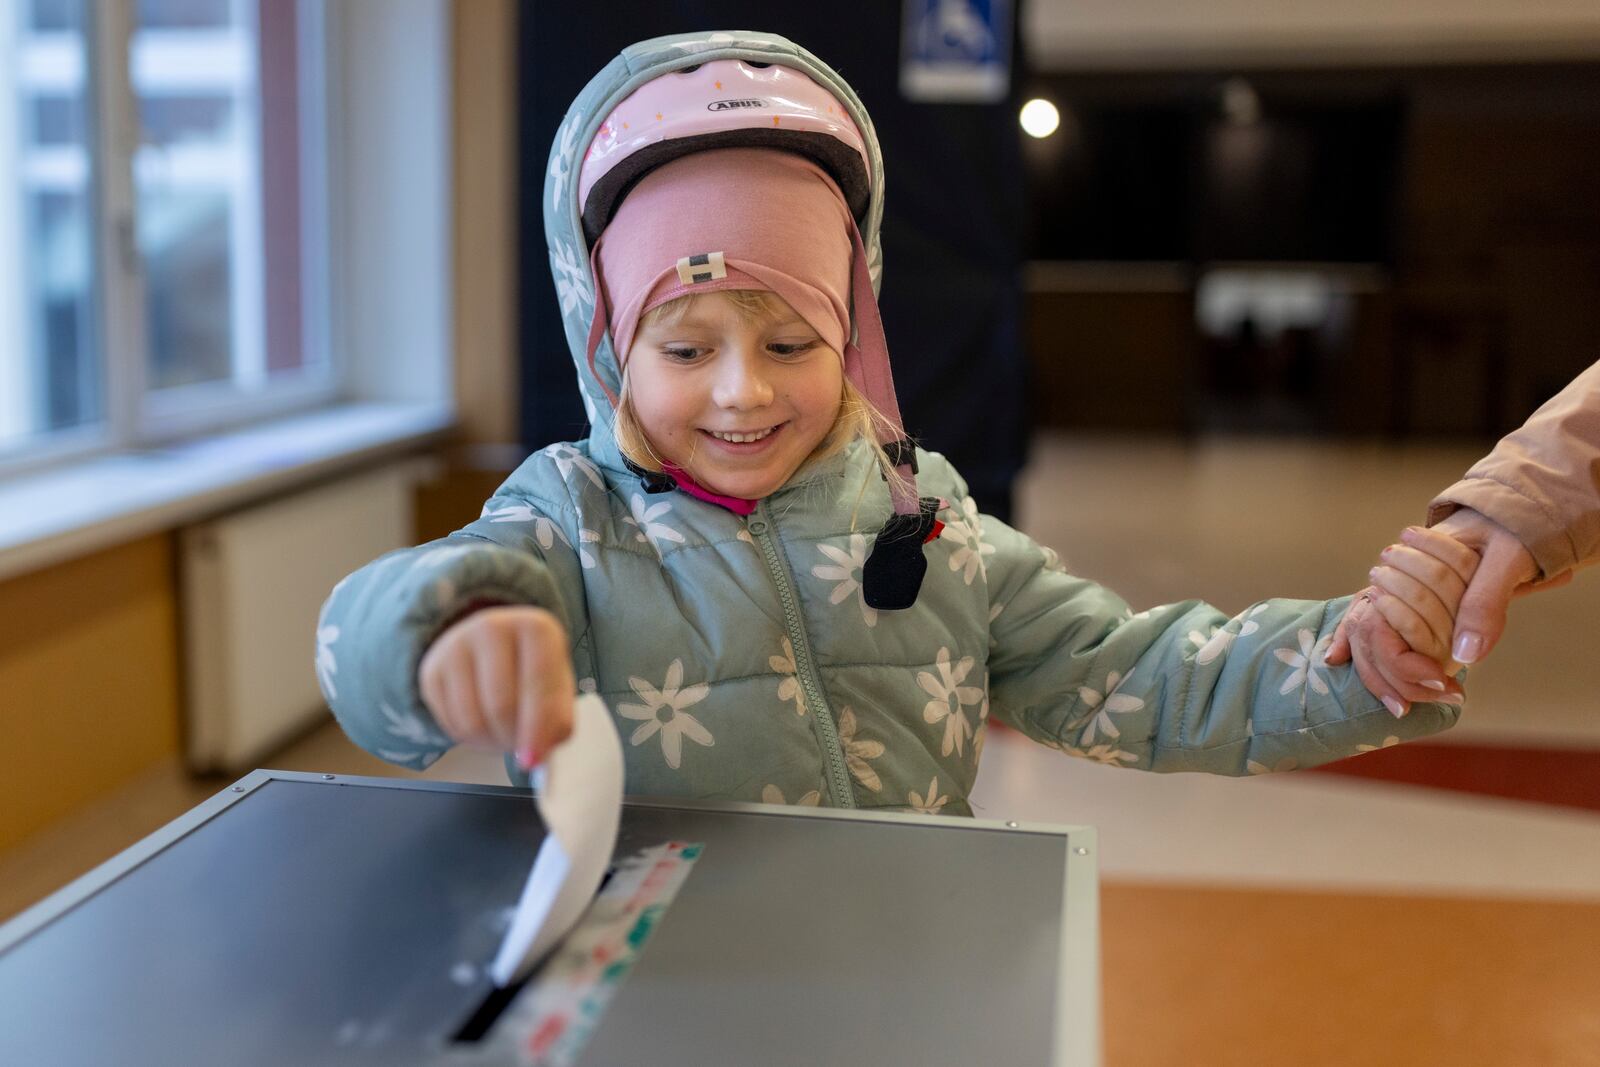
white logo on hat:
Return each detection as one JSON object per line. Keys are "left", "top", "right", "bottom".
{"left": 676, "top": 251, "right": 728, "bottom": 285}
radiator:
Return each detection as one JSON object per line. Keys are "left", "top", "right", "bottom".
{"left": 180, "top": 463, "right": 424, "bottom": 773}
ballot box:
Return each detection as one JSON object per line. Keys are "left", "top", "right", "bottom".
{"left": 0, "top": 770, "right": 1100, "bottom": 1065}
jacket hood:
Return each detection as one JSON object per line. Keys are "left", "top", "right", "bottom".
{"left": 542, "top": 30, "right": 887, "bottom": 469}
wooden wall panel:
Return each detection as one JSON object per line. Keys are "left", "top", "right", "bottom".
{"left": 0, "top": 537, "right": 182, "bottom": 852}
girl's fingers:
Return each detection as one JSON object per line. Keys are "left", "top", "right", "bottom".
{"left": 419, "top": 649, "right": 447, "bottom": 721}
{"left": 1379, "top": 543, "right": 1469, "bottom": 616}
{"left": 1327, "top": 588, "right": 1382, "bottom": 666}
{"left": 472, "top": 631, "right": 520, "bottom": 754}
{"left": 1369, "top": 566, "right": 1454, "bottom": 658}
{"left": 1325, "top": 611, "right": 1353, "bottom": 665}
{"left": 1399, "top": 525, "right": 1481, "bottom": 586}
{"left": 515, "top": 611, "right": 576, "bottom": 768}
{"left": 1351, "top": 611, "right": 1458, "bottom": 710}
{"left": 1348, "top": 623, "right": 1411, "bottom": 718}
{"left": 440, "top": 662, "right": 490, "bottom": 748}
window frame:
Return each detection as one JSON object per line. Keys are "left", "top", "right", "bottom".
{"left": 0, "top": 0, "right": 344, "bottom": 477}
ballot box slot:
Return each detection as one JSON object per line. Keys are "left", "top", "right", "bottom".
{"left": 451, "top": 863, "right": 618, "bottom": 1044}
{"left": 451, "top": 972, "right": 533, "bottom": 1044}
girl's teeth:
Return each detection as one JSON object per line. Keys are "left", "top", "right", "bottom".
{"left": 711, "top": 427, "right": 773, "bottom": 443}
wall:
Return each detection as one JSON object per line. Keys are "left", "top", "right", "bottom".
{"left": 451, "top": 0, "right": 518, "bottom": 449}
{"left": 0, "top": 537, "right": 181, "bottom": 852}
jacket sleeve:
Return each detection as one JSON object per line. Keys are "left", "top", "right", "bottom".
{"left": 982, "top": 516, "right": 1460, "bottom": 775}
{"left": 313, "top": 489, "right": 590, "bottom": 770}
{"left": 1427, "top": 359, "right": 1600, "bottom": 578}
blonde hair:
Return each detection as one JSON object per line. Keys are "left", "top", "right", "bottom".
{"left": 613, "top": 290, "right": 910, "bottom": 505}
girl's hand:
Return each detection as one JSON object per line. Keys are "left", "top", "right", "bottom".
{"left": 418, "top": 605, "right": 576, "bottom": 769}
{"left": 1337, "top": 592, "right": 1464, "bottom": 717}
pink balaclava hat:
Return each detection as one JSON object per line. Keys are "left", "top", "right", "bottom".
{"left": 594, "top": 147, "right": 853, "bottom": 374}
{"left": 585, "top": 146, "right": 933, "bottom": 608}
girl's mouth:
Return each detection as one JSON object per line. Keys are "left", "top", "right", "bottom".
{"left": 701, "top": 424, "right": 784, "bottom": 448}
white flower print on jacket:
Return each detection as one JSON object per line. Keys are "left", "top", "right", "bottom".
{"left": 542, "top": 442, "right": 605, "bottom": 491}
{"left": 761, "top": 784, "right": 821, "bottom": 806}
{"left": 907, "top": 776, "right": 949, "bottom": 815}
{"left": 1188, "top": 603, "right": 1269, "bottom": 664}
{"left": 1076, "top": 669, "right": 1146, "bottom": 746}
{"left": 769, "top": 637, "right": 806, "bottom": 716}
{"left": 1062, "top": 742, "right": 1139, "bottom": 767}
{"left": 625, "top": 494, "right": 686, "bottom": 555}
{"left": 811, "top": 534, "right": 878, "bottom": 627}
{"left": 973, "top": 695, "right": 991, "bottom": 763}
{"left": 617, "top": 659, "right": 714, "bottom": 769}
{"left": 482, "top": 502, "right": 569, "bottom": 552}
{"left": 550, "top": 239, "right": 593, "bottom": 318}
{"left": 315, "top": 624, "right": 339, "bottom": 700}
{"left": 548, "top": 111, "right": 583, "bottom": 212}
{"left": 836, "top": 706, "right": 886, "bottom": 792}
{"left": 939, "top": 496, "right": 996, "bottom": 585}
{"left": 377, "top": 701, "right": 449, "bottom": 749}
{"left": 1275, "top": 629, "right": 1332, "bottom": 705}
{"left": 576, "top": 528, "right": 601, "bottom": 569}
{"left": 918, "top": 647, "right": 984, "bottom": 757}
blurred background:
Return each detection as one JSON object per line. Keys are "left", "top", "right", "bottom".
{"left": 1, "top": 1, "right": 1598, "bottom": 1063}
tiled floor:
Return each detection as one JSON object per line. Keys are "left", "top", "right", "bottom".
{"left": 5, "top": 432, "right": 1598, "bottom": 1065}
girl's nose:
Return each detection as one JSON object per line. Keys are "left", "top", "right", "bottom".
{"left": 711, "top": 350, "right": 774, "bottom": 410}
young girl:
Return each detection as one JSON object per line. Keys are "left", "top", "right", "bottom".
{"left": 316, "top": 31, "right": 1463, "bottom": 815}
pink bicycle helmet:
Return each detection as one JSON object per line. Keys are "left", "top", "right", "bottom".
{"left": 578, "top": 59, "right": 871, "bottom": 243}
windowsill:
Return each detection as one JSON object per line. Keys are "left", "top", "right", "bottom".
{"left": 0, "top": 402, "right": 455, "bottom": 584}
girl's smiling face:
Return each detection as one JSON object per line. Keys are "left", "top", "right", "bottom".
{"left": 624, "top": 289, "right": 844, "bottom": 500}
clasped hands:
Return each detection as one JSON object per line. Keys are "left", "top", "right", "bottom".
{"left": 1327, "top": 507, "right": 1559, "bottom": 716}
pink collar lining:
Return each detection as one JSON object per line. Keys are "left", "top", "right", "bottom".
{"left": 663, "top": 464, "right": 758, "bottom": 516}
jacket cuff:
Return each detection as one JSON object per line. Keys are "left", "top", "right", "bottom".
{"left": 1427, "top": 477, "right": 1580, "bottom": 579}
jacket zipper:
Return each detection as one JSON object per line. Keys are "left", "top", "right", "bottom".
{"left": 749, "top": 501, "right": 856, "bottom": 808}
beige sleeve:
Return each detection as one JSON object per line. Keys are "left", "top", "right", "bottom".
{"left": 1427, "top": 360, "right": 1600, "bottom": 578}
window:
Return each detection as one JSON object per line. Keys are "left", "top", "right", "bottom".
{"left": 1, "top": 0, "right": 333, "bottom": 472}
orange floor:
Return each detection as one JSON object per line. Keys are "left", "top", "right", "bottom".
{"left": 1102, "top": 884, "right": 1600, "bottom": 1067}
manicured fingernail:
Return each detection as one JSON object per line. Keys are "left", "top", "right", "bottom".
{"left": 516, "top": 745, "right": 538, "bottom": 770}
{"left": 1419, "top": 679, "right": 1446, "bottom": 691}
{"left": 1382, "top": 696, "right": 1407, "bottom": 718}
{"left": 1368, "top": 566, "right": 1381, "bottom": 580}
{"left": 1438, "top": 692, "right": 1465, "bottom": 707}
{"left": 1453, "top": 632, "right": 1484, "bottom": 663}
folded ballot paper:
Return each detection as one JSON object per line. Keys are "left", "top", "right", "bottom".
{"left": 488, "top": 694, "right": 624, "bottom": 987}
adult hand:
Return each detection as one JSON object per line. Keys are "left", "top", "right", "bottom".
{"left": 1430, "top": 507, "right": 1565, "bottom": 664}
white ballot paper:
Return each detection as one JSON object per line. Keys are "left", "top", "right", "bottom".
{"left": 488, "top": 694, "right": 623, "bottom": 987}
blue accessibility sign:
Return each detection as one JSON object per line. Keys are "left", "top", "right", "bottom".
{"left": 900, "top": 0, "right": 1013, "bottom": 103}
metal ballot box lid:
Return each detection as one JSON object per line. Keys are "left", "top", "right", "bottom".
{"left": 0, "top": 770, "right": 1100, "bottom": 1066}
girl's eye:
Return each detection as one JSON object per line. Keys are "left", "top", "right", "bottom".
{"left": 768, "top": 341, "right": 819, "bottom": 358}
{"left": 660, "top": 346, "right": 705, "bottom": 362}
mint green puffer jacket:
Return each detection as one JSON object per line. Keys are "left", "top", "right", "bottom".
{"left": 314, "top": 31, "right": 1456, "bottom": 814}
